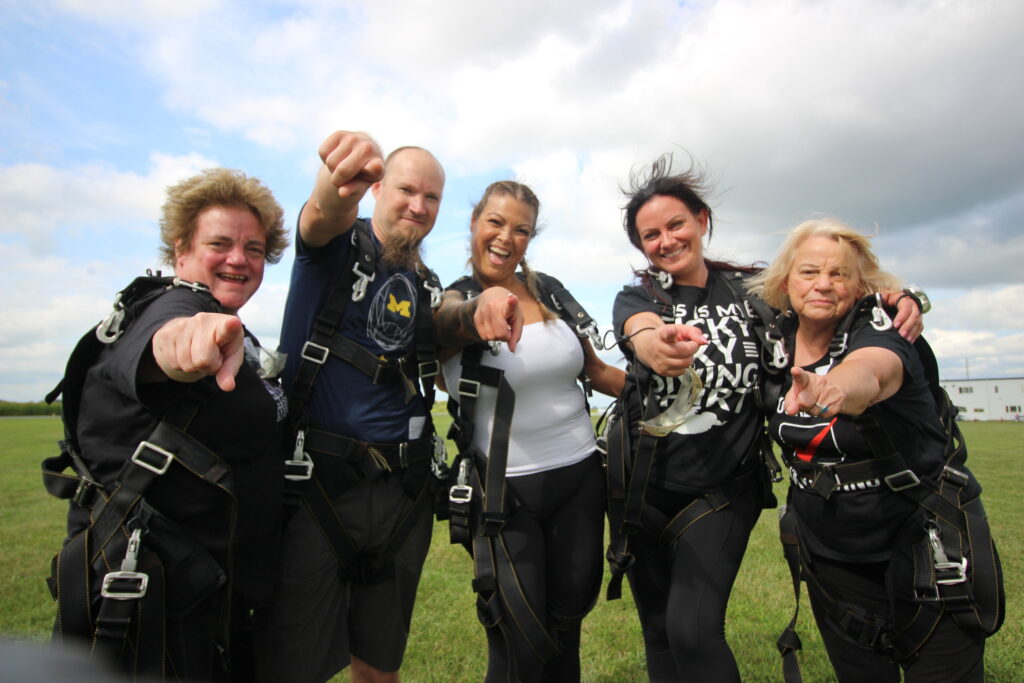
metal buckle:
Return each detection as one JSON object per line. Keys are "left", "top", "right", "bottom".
{"left": 449, "top": 484, "right": 473, "bottom": 504}
{"left": 942, "top": 465, "right": 969, "bottom": 487}
{"left": 101, "top": 528, "right": 148, "bottom": 599}
{"left": 430, "top": 435, "right": 448, "bottom": 479}
{"left": 285, "top": 431, "right": 314, "bottom": 481}
{"left": 458, "top": 378, "right": 481, "bottom": 398}
{"left": 351, "top": 261, "right": 376, "bottom": 302}
{"left": 424, "top": 280, "right": 443, "bottom": 310}
{"left": 765, "top": 331, "right": 789, "bottom": 369}
{"left": 131, "top": 441, "right": 174, "bottom": 475}
{"left": 884, "top": 469, "right": 920, "bottom": 491}
{"left": 101, "top": 571, "right": 149, "bottom": 599}
{"left": 936, "top": 558, "right": 969, "bottom": 585}
{"left": 418, "top": 360, "right": 440, "bottom": 378}
{"left": 95, "top": 305, "right": 126, "bottom": 344}
{"left": 576, "top": 322, "right": 604, "bottom": 350}
{"left": 398, "top": 442, "right": 409, "bottom": 469}
{"left": 301, "top": 341, "right": 329, "bottom": 365}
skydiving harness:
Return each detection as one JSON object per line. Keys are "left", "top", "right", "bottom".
{"left": 444, "top": 272, "right": 604, "bottom": 672}
{"left": 771, "top": 295, "right": 1005, "bottom": 681}
{"left": 602, "top": 269, "right": 786, "bottom": 600}
{"left": 284, "top": 221, "right": 449, "bottom": 584}
{"left": 42, "top": 274, "right": 236, "bottom": 679}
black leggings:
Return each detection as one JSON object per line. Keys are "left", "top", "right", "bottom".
{"left": 483, "top": 453, "right": 605, "bottom": 683}
{"left": 626, "top": 473, "right": 762, "bottom": 683}
{"left": 807, "top": 555, "right": 985, "bottom": 683}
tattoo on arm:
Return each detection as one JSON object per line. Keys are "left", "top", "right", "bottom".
{"left": 434, "top": 295, "right": 482, "bottom": 348}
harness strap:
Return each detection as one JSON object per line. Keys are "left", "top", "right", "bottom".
{"left": 305, "top": 429, "right": 434, "bottom": 472}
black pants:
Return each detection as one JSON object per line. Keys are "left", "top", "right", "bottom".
{"left": 626, "top": 473, "right": 762, "bottom": 683}
{"left": 807, "top": 555, "right": 985, "bottom": 683}
{"left": 483, "top": 453, "right": 605, "bottom": 683}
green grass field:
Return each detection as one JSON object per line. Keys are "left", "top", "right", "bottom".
{"left": 2, "top": 417, "right": 1020, "bottom": 681}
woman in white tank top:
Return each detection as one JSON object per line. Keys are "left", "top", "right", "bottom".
{"left": 435, "top": 181, "right": 623, "bottom": 682}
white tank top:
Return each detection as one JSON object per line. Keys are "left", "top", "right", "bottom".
{"left": 443, "top": 319, "right": 597, "bottom": 476}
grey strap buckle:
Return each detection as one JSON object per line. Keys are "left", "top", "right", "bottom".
{"left": 284, "top": 431, "right": 314, "bottom": 481}
{"left": 576, "top": 322, "right": 604, "bottom": 350}
{"left": 301, "top": 341, "right": 329, "bottom": 365}
{"left": 424, "top": 280, "right": 443, "bottom": 310}
{"left": 449, "top": 458, "right": 472, "bottom": 504}
{"left": 101, "top": 528, "right": 149, "bottom": 599}
{"left": 351, "top": 261, "right": 376, "bottom": 302}
{"left": 131, "top": 441, "right": 174, "bottom": 476}
{"left": 458, "top": 378, "right": 481, "bottom": 398}
{"left": 884, "top": 469, "right": 920, "bottom": 491}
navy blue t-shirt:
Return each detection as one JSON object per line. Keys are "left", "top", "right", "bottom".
{"left": 279, "top": 218, "right": 428, "bottom": 443}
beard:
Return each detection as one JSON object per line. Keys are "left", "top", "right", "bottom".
{"left": 379, "top": 224, "right": 425, "bottom": 271}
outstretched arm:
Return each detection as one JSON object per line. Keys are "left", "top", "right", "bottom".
{"left": 783, "top": 346, "right": 904, "bottom": 417}
{"left": 622, "top": 312, "right": 707, "bottom": 377}
{"left": 141, "top": 313, "right": 246, "bottom": 392}
{"left": 434, "top": 287, "right": 526, "bottom": 352}
{"left": 299, "top": 130, "right": 384, "bottom": 248}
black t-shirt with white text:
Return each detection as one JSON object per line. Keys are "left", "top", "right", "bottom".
{"left": 613, "top": 270, "right": 763, "bottom": 494}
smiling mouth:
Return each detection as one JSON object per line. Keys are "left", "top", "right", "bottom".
{"left": 218, "top": 273, "right": 248, "bottom": 284}
{"left": 660, "top": 246, "right": 684, "bottom": 259}
{"left": 487, "top": 245, "right": 511, "bottom": 265}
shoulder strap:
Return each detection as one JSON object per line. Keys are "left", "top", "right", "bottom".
{"left": 531, "top": 271, "right": 604, "bottom": 350}
{"left": 287, "top": 223, "right": 374, "bottom": 422}
{"left": 46, "top": 274, "right": 219, "bottom": 454}
{"left": 715, "top": 270, "right": 790, "bottom": 373}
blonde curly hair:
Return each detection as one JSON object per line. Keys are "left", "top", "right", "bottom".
{"left": 159, "top": 168, "right": 287, "bottom": 266}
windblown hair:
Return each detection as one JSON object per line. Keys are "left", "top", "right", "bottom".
{"left": 470, "top": 180, "right": 555, "bottom": 321}
{"left": 159, "top": 168, "right": 287, "bottom": 265}
{"left": 746, "top": 218, "right": 902, "bottom": 314}
{"left": 623, "top": 153, "right": 760, "bottom": 301}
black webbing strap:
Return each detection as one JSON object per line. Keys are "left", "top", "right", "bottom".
{"left": 466, "top": 459, "right": 561, "bottom": 665}
{"left": 305, "top": 429, "right": 434, "bottom": 472}
{"left": 717, "top": 270, "right": 790, "bottom": 373}
{"left": 655, "top": 468, "right": 756, "bottom": 548}
{"left": 776, "top": 505, "right": 805, "bottom": 683}
{"left": 605, "top": 383, "right": 659, "bottom": 601}
{"left": 287, "top": 224, "right": 374, "bottom": 420}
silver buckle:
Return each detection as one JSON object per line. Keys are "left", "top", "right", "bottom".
{"left": 285, "top": 431, "right": 314, "bottom": 481}
{"left": 425, "top": 280, "right": 443, "bottom": 310}
{"left": 351, "top": 262, "right": 376, "bottom": 302}
{"left": 936, "top": 558, "right": 969, "bottom": 585}
{"left": 418, "top": 360, "right": 440, "bottom": 378}
{"left": 449, "top": 484, "right": 472, "bottom": 504}
{"left": 458, "top": 378, "right": 481, "bottom": 398}
{"left": 131, "top": 441, "right": 173, "bottom": 475}
{"left": 101, "top": 528, "right": 148, "bottom": 599}
{"left": 884, "top": 469, "right": 920, "bottom": 491}
{"left": 576, "top": 322, "right": 604, "bottom": 350}
{"left": 301, "top": 341, "right": 329, "bottom": 365}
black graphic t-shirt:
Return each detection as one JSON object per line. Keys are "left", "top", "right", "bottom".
{"left": 768, "top": 314, "right": 976, "bottom": 561}
{"left": 613, "top": 270, "right": 763, "bottom": 494}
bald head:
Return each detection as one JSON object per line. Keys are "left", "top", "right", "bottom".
{"left": 370, "top": 147, "right": 445, "bottom": 247}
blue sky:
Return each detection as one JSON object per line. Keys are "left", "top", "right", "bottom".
{"left": 2, "top": 0, "right": 1023, "bottom": 402}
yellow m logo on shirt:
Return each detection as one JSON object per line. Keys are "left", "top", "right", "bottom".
{"left": 387, "top": 293, "right": 412, "bottom": 318}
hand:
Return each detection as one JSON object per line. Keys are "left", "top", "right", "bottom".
{"left": 884, "top": 289, "right": 924, "bottom": 341}
{"left": 318, "top": 130, "right": 384, "bottom": 201}
{"left": 151, "top": 313, "right": 246, "bottom": 392}
{"left": 784, "top": 367, "right": 846, "bottom": 417}
{"left": 645, "top": 324, "right": 708, "bottom": 377}
{"left": 473, "top": 288, "right": 525, "bottom": 352}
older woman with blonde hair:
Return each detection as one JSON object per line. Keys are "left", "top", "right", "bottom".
{"left": 748, "top": 218, "right": 1002, "bottom": 682}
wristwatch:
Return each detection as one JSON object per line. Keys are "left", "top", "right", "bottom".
{"left": 903, "top": 285, "right": 931, "bottom": 314}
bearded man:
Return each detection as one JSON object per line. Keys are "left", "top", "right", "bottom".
{"left": 255, "top": 132, "right": 445, "bottom": 683}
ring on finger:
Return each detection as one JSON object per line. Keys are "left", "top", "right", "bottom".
{"left": 814, "top": 402, "right": 830, "bottom": 416}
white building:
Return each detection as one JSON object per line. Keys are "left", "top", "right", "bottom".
{"left": 939, "top": 378, "right": 1024, "bottom": 421}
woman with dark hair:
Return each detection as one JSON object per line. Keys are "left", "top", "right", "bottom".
{"left": 434, "top": 180, "right": 623, "bottom": 682}
{"left": 608, "top": 155, "right": 923, "bottom": 682}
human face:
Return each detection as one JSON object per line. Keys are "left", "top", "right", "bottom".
{"left": 470, "top": 193, "right": 536, "bottom": 287}
{"left": 371, "top": 149, "right": 445, "bottom": 245}
{"left": 635, "top": 195, "right": 708, "bottom": 286}
{"left": 175, "top": 205, "right": 266, "bottom": 314}
{"left": 783, "top": 235, "right": 860, "bottom": 328}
